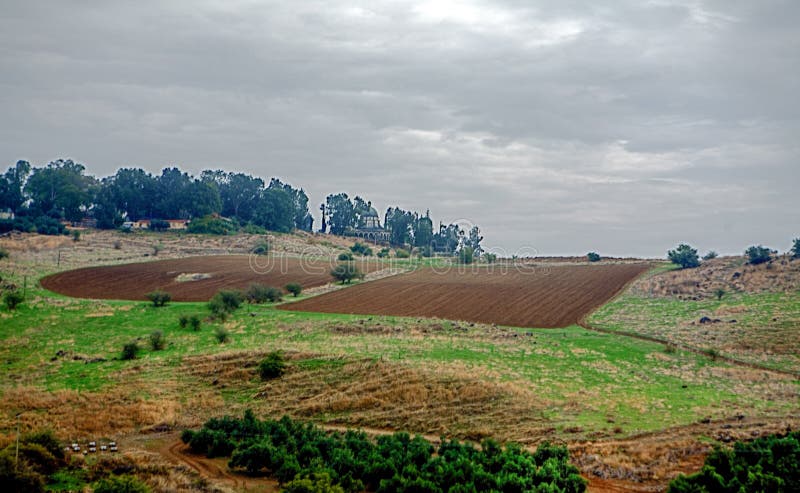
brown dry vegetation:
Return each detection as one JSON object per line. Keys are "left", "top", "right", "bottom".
{"left": 281, "top": 263, "right": 652, "bottom": 328}
{"left": 631, "top": 255, "right": 800, "bottom": 300}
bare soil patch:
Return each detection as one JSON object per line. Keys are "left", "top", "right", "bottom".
{"left": 281, "top": 263, "right": 652, "bottom": 328}
{"left": 39, "top": 255, "right": 385, "bottom": 301}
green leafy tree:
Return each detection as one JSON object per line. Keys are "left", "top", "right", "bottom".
{"left": 255, "top": 188, "right": 295, "bottom": 233}
{"left": 3, "top": 290, "right": 24, "bottom": 310}
{"left": 285, "top": 282, "right": 303, "bottom": 297}
{"left": 384, "top": 207, "right": 414, "bottom": 246}
{"left": 745, "top": 245, "right": 772, "bottom": 265}
{"left": 413, "top": 211, "right": 434, "bottom": 249}
{"left": 466, "top": 226, "right": 483, "bottom": 257}
{"left": 25, "top": 159, "right": 94, "bottom": 222}
{"left": 325, "top": 193, "right": 356, "bottom": 235}
{"left": 338, "top": 251, "right": 354, "bottom": 261}
{"left": 587, "top": 252, "right": 601, "bottom": 262}
{"left": 668, "top": 244, "right": 700, "bottom": 269}
{"left": 0, "top": 160, "right": 31, "bottom": 215}
{"left": 269, "top": 178, "right": 313, "bottom": 231}
{"left": 791, "top": 238, "right": 800, "bottom": 259}
{"left": 331, "top": 262, "right": 363, "bottom": 284}
{"left": 146, "top": 290, "right": 171, "bottom": 307}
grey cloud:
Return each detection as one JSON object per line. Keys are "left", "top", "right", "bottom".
{"left": 1, "top": 0, "right": 798, "bottom": 256}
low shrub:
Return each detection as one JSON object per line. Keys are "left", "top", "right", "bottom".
{"left": 121, "top": 341, "right": 140, "bottom": 360}
{"left": 3, "top": 290, "right": 24, "bottom": 310}
{"left": 187, "top": 215, "right": 237, "bottom": 235}
{"left": 714, "top": 288, "right": 725, "bottom": 301}
{"left": 702, "top": 250, "right": 718, "bottom": 261}
{"left": 258, "top": 351, "right": 287, "bottom": 380}
{"left": 0, "top": 247, "right": 9, "bottom": 260}
{"left": 394, "top": 248, "right": 410, "bottom": 258}
{"left": 484, "top": 252, "right": 498, "bottom": 263}
{"left": 214, "top": 327, "right": 230, "bottom": 344}
{"left": 252, "top": 239, "right": 270, "bottom": 256}
{"left": 246, "top": 284, "right": 282, "bottom": 304}
{"left": 149, "top": 330, "right": 166, "bottom": 351}
{"left": 93, "top": 474, "right": 150, "bottom": 493}
{"left": 337, "top": 251, "right": 354, "bottom": 261}
{"left": 350, "top": 242, "right": 373, "bottom": 256}
{"left": 71, "top": 230, "right": 81, "bottom": 242}
{"left": 376, "top": 248, "right": 390, "bottom": 258}
{"left": 146, "top": 290, "right": 171, "bottom": 307}
{"left": 285, "top": 282, "right": 302, "bottom": 297}
{"left": 189, "top": 315, "right": 201, "bottom": 331}
{"left": 178, "top": 315, "right": 188, "bottom": 328}
{"left": 457, "top": 246, "right": 474, "bottom": 264}
{"left": 745, "top": 245, "right": 772, "bottom": 265}
{"left": 209, "top": 289, "right": 244, "bottom": 317}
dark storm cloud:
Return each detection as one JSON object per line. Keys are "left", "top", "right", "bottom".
{"left": 1, "top": 0, "right": 797, "bottom": 256}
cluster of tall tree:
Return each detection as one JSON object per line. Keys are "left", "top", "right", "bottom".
{"left": 323, "top": 192, "right": 482, "bottom": 255}
{"left": 0, "top": 159, "right": 312, "bottom": 233}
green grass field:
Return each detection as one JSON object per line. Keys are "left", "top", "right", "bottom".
{"left": 2, "top": 259, "right": 797, "bottom": 446}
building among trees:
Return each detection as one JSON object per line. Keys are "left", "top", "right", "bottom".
{"left": 346, "top": 205, "right": 390, "bottom": 244}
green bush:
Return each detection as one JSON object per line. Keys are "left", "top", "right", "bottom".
{"left": 376, "top": 248, "right": 390, "bottom": 258}
{"left": 246, "top": 284, "right": 282, "bottom": 303}
{"left": 178, "top": 315, "right": 188, "bottom": 328}
{"left": 189, "top": 315, "right": 202, "bottom": 331}
{"left": 214, "top": 327, "right": 230, "bottom": 344}
{"left": 331, "top": 262, "right": 363, "bottom": 284}
{"left": 457, "top": 246, "right": 474, "bottom": 264}
{"left": 668, "top": 431, "right": 800, "bottom": 493}
{"left": 121, "top": 341, "right": 140, "bottom": 360}
{"left": 0, "top": 247, "right": 9, "bottom": 260}
{"left": 350, "top": 242, "right": 373, "bottom": 256}
{"left": 285, "top": 282, "right": 302, "bottom": 297}
{"left": 587, "top": 252, "right": 601, "bottom": 262}
{"left": 93, "top": 474, "right": 150, "bottom": 493}
{"left": 703, "top": 250, "right": 718, "bottom": 261}
{"left": 668, "top": 244, "right": 700, "bottom": 269}
{"left": 145, "top": 290, "right": 171, "bottom": 307}
{"left": 792, "top": 238, "right": 800, "bottom": 259}
{"left": 3, "top": 290, "right": 24, "bottom": 310}
{"left": 484, "top": 252, "right": 497, "bottom": 263}
{"left": 284, "top": 471, "right": 345, "bottom": 493}
{"left": 337, "top": 251, "right": 354, "bottom": 261}
{"left": 258, "top": 351, "right": 287, "bottom": 380}
{"left": 148, "top": 330, "right": 166, "bottom": 351}
{"left": 187, "top": 215, "right": 237, "bottom": 235}
{"left": 714, "top": 288, "right": 725, "bottom": 301}
{"left": 745, "top": 245, "right": 772, "bottom": 265}
{"left": 71, "top": 229, "right": 81, "bottom": 242}
{"left": 394, "top": 248, "right": 410, "bottom": 259}
{"left": 0, "top": 451, "right": 45, "bottom": 493}
{"left": 209, "top": 289, "right": 244, "bottom": 317}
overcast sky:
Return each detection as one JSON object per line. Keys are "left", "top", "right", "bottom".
{"left": 1, "top": 1, "right": 798, "bottom": 256}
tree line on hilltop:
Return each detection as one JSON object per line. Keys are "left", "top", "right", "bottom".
{"left": 0, "top": 159, "right": 482, "bottom": 254}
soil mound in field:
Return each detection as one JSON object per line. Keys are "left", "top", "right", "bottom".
{"left": 40, "top": 255, "right": 383, "bottom": 301}
{"left": 281, "top": 263, "right": 651, "bottom": 328}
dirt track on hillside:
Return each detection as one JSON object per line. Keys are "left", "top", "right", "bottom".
{"left": 281, "top": 263, "right": 652, "bottom": 328}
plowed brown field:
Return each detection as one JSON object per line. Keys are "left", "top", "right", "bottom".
{"left": 281, "top": 263, "right": 652, "bottom": 328}
{"left": 40, "top": 255, "right": 384, "bottom": 301}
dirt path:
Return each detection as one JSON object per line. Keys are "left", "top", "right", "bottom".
{"left": 159, "top": 436, "right": 279, "bottom": 492}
